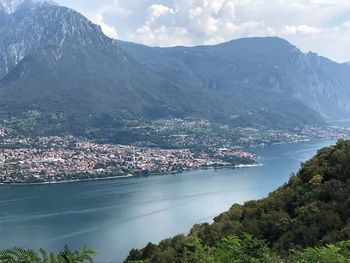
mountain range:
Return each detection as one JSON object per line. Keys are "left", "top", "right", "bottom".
{"left": 0, "top": 0, "right": 350, "bottom": 136}
{"left": 117, "top": 41, "right": 350, "bottom": 121}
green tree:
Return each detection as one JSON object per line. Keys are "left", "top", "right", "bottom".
{"left": 0, "top": 246, "right": 97, "bottom": 263}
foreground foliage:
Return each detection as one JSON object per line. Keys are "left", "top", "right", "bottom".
{"left": 0, "top": 246, "right": 96, "bottom": 263}
{"left": 126, "top": 140, "right": 350, "bottom": 262}
{"left": 127, "top": 236, "right": 350, "bottom": 263}
{"left": 2, "top": 140, "right": 350, "bottom": 262}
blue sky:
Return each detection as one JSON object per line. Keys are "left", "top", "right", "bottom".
{"left": 55, "top": 0, "right": 350, "bottom": 62}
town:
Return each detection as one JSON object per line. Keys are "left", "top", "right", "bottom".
{"left": 128, "top": 118, "right": 350, "bottom": 148}
{"left": 1, "top": 118, "right": 350, "bottom": 184}
{"left": 0, "top": 132, "right": 256, "bottom": 184}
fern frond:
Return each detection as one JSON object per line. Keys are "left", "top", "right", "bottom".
{"left": 39, "top": 248, "right": 49, "bottom": 263}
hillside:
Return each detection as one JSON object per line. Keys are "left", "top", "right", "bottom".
{"left": 0, "top": 3, "right": 237, "bottom": 133}
{"left": 126, "top": 140, "right": 350, "bottom": 262}
{"left": 1, "top": 141, "right": 350, "bottom": 262}
{"left": 0, "top": 1, "right": 337, "bottom": 136}
{"left": 118, "top": 38, "right": 350, "bottom": 121}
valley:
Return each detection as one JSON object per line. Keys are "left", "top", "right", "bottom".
{"left": 0, "top": 1, "right": 350, "bottom": 262}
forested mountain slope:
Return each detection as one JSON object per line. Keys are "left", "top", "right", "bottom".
{"left": 119, "top": 38, "right": 350, "bottom": 121}
{"left": 126, "top": 140, "right": 350, "bottom": 262}
{"left": 2, "top": 1, "right": 347, "bottom": 135}
{"left": 0, "top": 3, "right": 236, "bottom": 133}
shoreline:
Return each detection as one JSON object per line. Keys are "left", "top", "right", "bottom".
{"left": 0, "top": 174, "right": 135, "bottom": 186}
{"left": 0, "top": 163, "right": 261, "bottom": 186}
{"left": 0, "top": 137, "right": 339, "bottom": 187}
{"left": 251, "top": 137, "right": 339, "bottom": 149}
{"left": 271, "top": 139, "right": 311, "bottom": 146}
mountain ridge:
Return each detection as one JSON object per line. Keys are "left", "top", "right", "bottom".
{"left": 0, "top": 2, "right": 349, "bottom": 136}
{"left": 1, "top": 4, "right": 265, "bottom": 135}
{"left": 0, "top": 0, "right": 55, "bottom": 14}
{"left": 117, "top": 37, "right": 350, "bottom": 121}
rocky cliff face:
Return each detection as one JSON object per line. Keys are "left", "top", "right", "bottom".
{"left": 0, "top": 0, "right": 54, "bottom": 14}
{"left": 0, "top": 0, "right": 119, "bottom": 79}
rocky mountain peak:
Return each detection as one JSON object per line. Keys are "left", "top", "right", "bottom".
{"left": 0, "top": 0, "right": 55, "bottom": 14}
{"left": 0, "top": 2, "right": 120, "bottom": 79}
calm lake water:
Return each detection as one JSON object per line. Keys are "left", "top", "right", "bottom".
{"left": 0, "top": 139, "right": 337, "bottom": 262}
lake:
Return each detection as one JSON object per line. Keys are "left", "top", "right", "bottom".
{"left": 0, "top": 139, "right": 337, "bottom": 262}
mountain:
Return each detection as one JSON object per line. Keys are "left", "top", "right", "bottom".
{"left": 118, "top": 39, "right": 350, "bottom": 121}
{"left": 0, "top": 1, "right": 249, "bottom": 134}
{"left": 0, "top": 1, "right": 348, "bottom": 136}
{"left": 0, "top": 0, "right": 53, "bottom": 15}
{"left": 126, "top": 140, "right": 350, "bottom": 262}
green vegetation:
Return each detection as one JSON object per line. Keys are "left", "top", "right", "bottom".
{"left": 0, "top": 246, "right": 96, "bottom": 263}
{"left": 126, "top": 140, "right": 350, "bottom": 262}
{"left": 1, "top": 140, "right": 350, "bottom": 262}
{"left": 1, "top": 8, "right": 333, "bottom": 137}
{"left": 127, "top": 235, "right": 350, "bottom": 263}
{"left": 119, "top": 38, "right": 350, "bottom": 122}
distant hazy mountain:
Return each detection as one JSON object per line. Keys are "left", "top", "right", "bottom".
{"left": 118, "top": 39, "right": 350, "bottom": 121}
{"left": 0, "top": 0, "right": 349, "bottom": 136}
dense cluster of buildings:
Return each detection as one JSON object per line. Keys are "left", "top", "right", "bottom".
{"left": 134, "top": 119, "right": 211, "bottom": 133}
{"left": 1, "top": 119, "right": 349, "bottom": 184}
{"left": 237, "top": 126, "right": 350, "bottom": 146}
{"left": 0, "top": 127, "right": 7, "bottom": 138}
{"left": 0, "top": 135, "right": 255, "bottom": 184}
{"left": 132, "top": 119, "right": 350, "bottom": 149}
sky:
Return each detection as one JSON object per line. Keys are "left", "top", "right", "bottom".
{"left": 55, "top": 0, "right": 350, "bottom": 63}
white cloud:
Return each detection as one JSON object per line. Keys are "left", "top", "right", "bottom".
{"left": 283, "top": 21, "right": 350, "bottom": 62}
{"left": 88, "top": 2, "right": 120, "bottom": 38}
{"left": 131, "top": 25, "right": 192, "bottom": 46}
{"left": 56, "top": 0, "right": 350, "bottom": 62}
{"left": 148, "top": 4, "right": 175, "bottom": 20}
{"left": 128, "top": 0, "right": 274, "bottom": 46}
{"left": 99, "top": 22, "right": 118, "bottom": 38}
{"left": 284, "top": 25, "right": 323, "bottom": 35}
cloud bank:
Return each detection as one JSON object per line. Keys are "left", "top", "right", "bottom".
{"left": 56, "top": 0, "right": 350, "bottom": 62}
